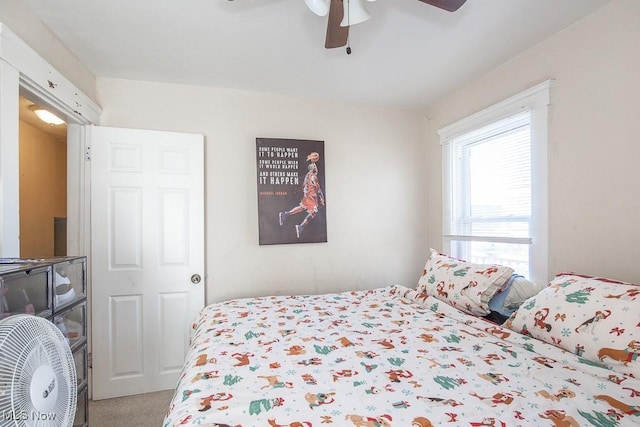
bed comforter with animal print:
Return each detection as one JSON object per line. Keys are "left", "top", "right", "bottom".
{"left": 163, "top": 285, "right": 640, "bottom": 427}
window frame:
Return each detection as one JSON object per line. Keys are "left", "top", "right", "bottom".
{"left": 438, "top": 80, "right": 551, "bottom": 285}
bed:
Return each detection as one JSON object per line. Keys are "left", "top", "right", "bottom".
{"left": 163, "top": 251, "right": 640, "bottom": 427}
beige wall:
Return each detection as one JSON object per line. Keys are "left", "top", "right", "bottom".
{"left": 6, "top": 0, "right": 636, "bottom": 292}
{"left": 96, "top": 79, "right": 428, "bottom": 303}
{"left": 19, "top": 120, "right": 67, "bottom": 257}
{"left": 425, "top": 0, "right": 640, "bottom": 284}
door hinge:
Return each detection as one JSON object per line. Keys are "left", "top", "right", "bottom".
{"left": 85, "top": 145, "right": 91, "bottom": 161}
{"left": 88, "top": 352, "right": 92, "bottom": 369}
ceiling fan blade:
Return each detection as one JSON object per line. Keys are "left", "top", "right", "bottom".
{"left": 418, "top": 0, "right": 467, "bottom": 12}
{"left": 325, "top": 0, "right": 349, "bottom": 49}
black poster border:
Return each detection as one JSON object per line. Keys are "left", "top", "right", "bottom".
{"left": 256, "top": 138, "right": 327, "bottom": 245}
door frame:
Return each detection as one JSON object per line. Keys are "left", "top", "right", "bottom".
{"left": 0, "top": 23, "right": 101, "bottom": 396}
{"left": 0, "top": 23, "right": 102, "bottom": 257}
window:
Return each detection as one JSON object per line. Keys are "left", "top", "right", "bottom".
{"left": 439, "top": 81, "right": 550, "bottom": 284}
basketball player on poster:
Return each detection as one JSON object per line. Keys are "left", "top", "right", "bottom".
{"left": 278, "top": 152, "right": 325, "bottom": 238}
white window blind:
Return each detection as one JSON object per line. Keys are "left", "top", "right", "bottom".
{"left": 443, "top": 112, "right": 532, "bottom": 275}
{"left": 439, "top": 80, "right": 550, "bottom": 283}
{"left": 448, "top": 111, "right": 532, "bottom": 240}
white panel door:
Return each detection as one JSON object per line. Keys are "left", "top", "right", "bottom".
{"left": 90, "top": 126, "right": 204, "bottom": 399}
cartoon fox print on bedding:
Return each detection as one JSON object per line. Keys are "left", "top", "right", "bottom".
{"left": 164, "top": 285, "right": 640, "bottom": 426}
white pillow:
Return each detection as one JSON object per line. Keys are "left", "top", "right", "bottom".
{"left": 503, "top": 276, "right": 546, "bottom": 309}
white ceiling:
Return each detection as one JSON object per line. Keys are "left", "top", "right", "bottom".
{"left": 22, "top": 0, "right": 611, "bottom": 110}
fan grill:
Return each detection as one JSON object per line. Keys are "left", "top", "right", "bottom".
{"left": 0, "top": 315, "right": 76, "bottom": 427}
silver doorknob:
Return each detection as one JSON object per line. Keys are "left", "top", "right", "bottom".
{"left": 191, "top": 274, "right": 201, "bottom": 284}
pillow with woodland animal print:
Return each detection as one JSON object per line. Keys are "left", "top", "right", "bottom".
{"left": 505, "top": 273, "right": 640, "bottom": 378}
{"left": 416, "top": 249, "right": 514, "bottom": 316}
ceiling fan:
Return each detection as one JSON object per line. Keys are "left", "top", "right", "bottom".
{"left": 305, "top": 0, "right": 467, "bottom": 51}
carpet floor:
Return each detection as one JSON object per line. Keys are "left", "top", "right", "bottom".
{"left": 88, "top": 389, "right": 175, "bottom": 426}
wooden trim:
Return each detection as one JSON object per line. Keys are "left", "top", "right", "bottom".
{"left": 438, "top": 79, "right": 551, "bottom": 143}
{"left": 0, "top": 23, "right": 100, "bottom": 259}
{"left": 0, "top": 23, "right": 102, "bottom": 124}
{"left": 0, "top": 59, "right": 20, "bottom": 256}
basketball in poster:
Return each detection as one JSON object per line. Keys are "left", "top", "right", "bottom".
{"left": 256, "top": 138, "right": 327, "bottom": 245}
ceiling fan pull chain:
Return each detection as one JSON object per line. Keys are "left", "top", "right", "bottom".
{"left": 345, "top": 0, "right": 352, "bottom": 55}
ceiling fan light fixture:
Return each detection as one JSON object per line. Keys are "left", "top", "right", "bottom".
{"left": 340, "top": 0, "right": 371, "bottom": 27}
{"left": 304, "top": 0, "right": 330, "bottom": 16}
{"left": 29, "top": 105, "right": 66, "bottom": 126}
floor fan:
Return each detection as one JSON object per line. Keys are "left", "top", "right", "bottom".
{"left": 0, "top": 315, "right": 76, "bottom": 427}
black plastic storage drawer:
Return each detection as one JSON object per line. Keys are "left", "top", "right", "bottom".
{"left": 74, "top": 385, "right": 88, "bottom": 427}
{"left": 73, "top": 343, "right": 88, "bottom": 388}
{"left": 54, "top": 301, "right": 86, "bottom": 350}
{"left": 0, "top": 263, "right": 52, "bottom": 318}
{"left": 51, "top": 257, "right": 87, "bottom": 311}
